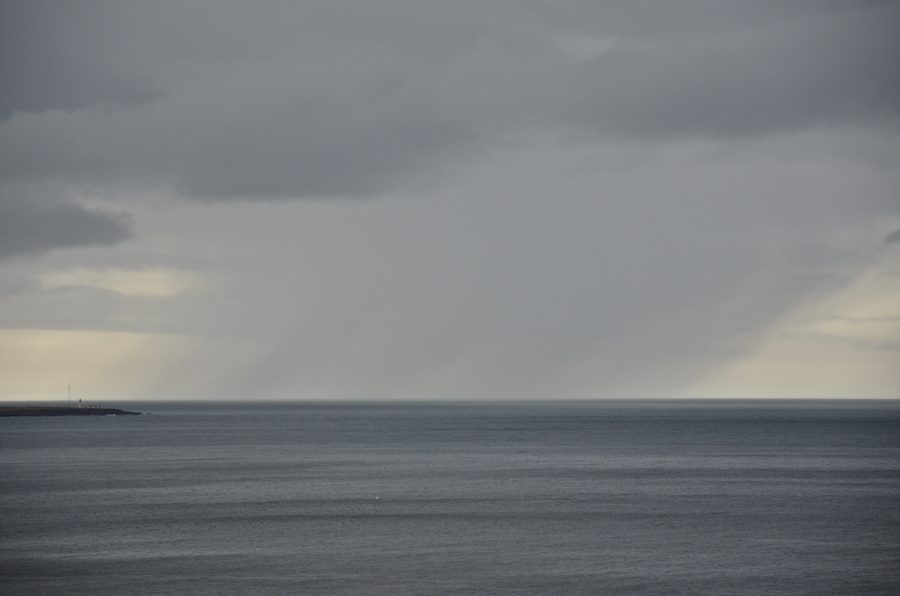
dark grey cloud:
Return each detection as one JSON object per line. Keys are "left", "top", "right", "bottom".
{"left": 566, "top": 8, "right": 900, "bottom": 138}
{"left": 0, "top": 201, "right": 132, "bottom": 258}
{"left": 0, "top": 1, "right": 161, "bottom": 119}
{"left": 886, "top": 228, "right": 900, "bottom": 243}
{"left": 1, "top": 0, "right": 897, "bottom": 200}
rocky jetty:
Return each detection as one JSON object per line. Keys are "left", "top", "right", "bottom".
{"left": 0, "top": 406, "right": 142, "bottom": 417}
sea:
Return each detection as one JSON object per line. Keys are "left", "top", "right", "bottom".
{"left": 1, "top": 400, "right": 898, "bottom": 595}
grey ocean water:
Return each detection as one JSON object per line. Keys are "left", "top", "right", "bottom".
{"left": 2, "top": 401, "right": 899, "bottom": 595}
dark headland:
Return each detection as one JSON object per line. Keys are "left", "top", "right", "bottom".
{"left": 0, "top": 406, "right": 142, "bottom": 417}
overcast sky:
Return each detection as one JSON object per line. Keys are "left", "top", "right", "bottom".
{"left": 1, "top": 0, "right": 898, "bottom": 401}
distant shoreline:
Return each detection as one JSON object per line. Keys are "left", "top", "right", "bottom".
{"left": 0, "top": 406, "right": 142, "bottom": 417}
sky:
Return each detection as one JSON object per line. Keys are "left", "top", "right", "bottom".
{"left": 1, "top": 0, "right": 898, "bottom": 401}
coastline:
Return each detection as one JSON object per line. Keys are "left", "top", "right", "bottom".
{"left": 0, "top": 406, "right": 142, "bottom": 417}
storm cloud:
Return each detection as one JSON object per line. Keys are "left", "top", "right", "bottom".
{"left": 0, "top": 201, "right": 131, "bottom": 258}
{"left": 1, "top": 1, "right": 897, "bottom": 199}
{"left": 1, "top": 1, "right": 898, "bottom": 400}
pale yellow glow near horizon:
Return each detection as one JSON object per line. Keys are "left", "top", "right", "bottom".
{"left": 689, "top": 249, "right": 900, "bottom": 398}
{"left": 5, "top": 250, "right": 898, "bottom": 402}
{"left": 40, "top": 268, "right": 199, "bottom": 297}
{"left": 0, "top": 329, "right": 201, "bottom": 402}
